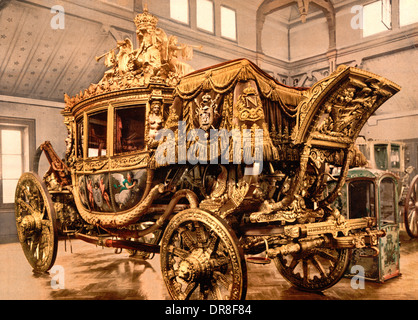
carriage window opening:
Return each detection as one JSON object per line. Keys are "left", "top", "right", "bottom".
{"left": 374, "top": 144, "right": 388, "bottom": 170}
{"left": 380, "top": 177, "right": 396, "bottom": 224}
{"left": 349, "top": 181, "right": 375, "bottom": 219}
{"left": 114, "top": 107, "right": 145, "bottom": 154}
{"left": 76, "top": 118, "right": 84, "bottom": 158}
{"left": 88, "top": 111, "right": 107, "bottom": 157}
{"left": 390, "top": 145, "right": 400, "bottom": 169}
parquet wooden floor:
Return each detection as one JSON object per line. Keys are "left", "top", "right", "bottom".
{"left": 0, "top": 232, "right": 417, "bottom": 300}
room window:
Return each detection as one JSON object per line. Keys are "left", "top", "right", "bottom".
{"left": 196, "top": 0, "right": 214, "bottom": 33}
{"left": 374, "top": 144, "right": 388, "bottom": 170}
{"left": 363, "top": 1, "right": 390, "bottom": 37}
{"left": 0, "top": 118, "right": 35, "bottom": 206}
{"left": 170, "top": 0, "right": 189, "bottom": 24}
{"left": 390, "top": 144, "right": 401, "bottom": 169}
{"left": 220, "top": 6, "right": 237, "bottom": 40}
{"left": 399, "top": 0, "right": 418, "bottom": 27}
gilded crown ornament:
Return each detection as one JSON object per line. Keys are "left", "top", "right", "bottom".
{"left": 134, "top": 5, "right": 158, "bottom": 30}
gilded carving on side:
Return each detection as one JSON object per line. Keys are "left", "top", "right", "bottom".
{"left": 235, "top": 84, "right": 264, "bottom": 122}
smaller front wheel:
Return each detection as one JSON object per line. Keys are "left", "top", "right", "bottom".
{"left": 160, "top": 209, "right": 247, "bottom": 300}
{"left": 274, "top": 246, "right": 350, "bottom": 292}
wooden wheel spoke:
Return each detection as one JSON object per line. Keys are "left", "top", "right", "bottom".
{"left": 409, "top": 210, "right": 417, "bottom": 233}
{"left": 316, "top": 250, "right": 338, "bottom": 264}
{"left": 167, "top": 245, "right": 189, "bottom": 259}
{"left": 206, "top": 234, "right": 220, "bottom": 256}
{"left": 199, "top": 284, "right": 210, "bottom": 300}
{"left": 179, "top": 228, "right": 197, "bottom": 250}
{"left": 182, "top": 281, "right": 198, "bottom": 300}
{"left": 213, "top": 271, "right": 232, "bottom": 290}
{"left": 302, "top": 260, "right": 309, "bottom": 284}
{"left": 194, "top": 221, "right": 207, "bottom": 245}
{"left": 209, "top": 283, "right": 223, "bottom": 300}
{"left": 288, "top": 256, "right": 299, "bottom": 271}
{"left": 311, "top": 256, "right": 327, "bottom": 278}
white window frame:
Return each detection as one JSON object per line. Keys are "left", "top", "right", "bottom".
{"left": 399, "top": 0, "right": 418, "bottom": 27}
{"left": 362, "top": 0, "right": 391, "bottom": 37}
{"left": 0, "top": 117, "right": 35, "bottom": 208}
{"left": 220, "top": 5, "right": 237, "bottom": 41}
{"left": 170, "top": 0, "right": 190, "bottom": 25}
{"left": 196, "top": 0, "right": 215, "bottom": 33}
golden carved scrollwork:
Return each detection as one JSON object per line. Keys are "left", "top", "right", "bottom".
{"left": 110, "top": 154, "right": 149, "bottom": 169}
{"left": 291, "top": 66, "right": 400, "bottom": 146}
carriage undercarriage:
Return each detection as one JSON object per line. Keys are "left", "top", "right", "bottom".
{"left": 14, "top": 158, "right": 386, "bottom": 299}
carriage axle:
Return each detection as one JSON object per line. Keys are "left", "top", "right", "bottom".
{"left": 75, "top": 232, "right": 160, "bottom": 253}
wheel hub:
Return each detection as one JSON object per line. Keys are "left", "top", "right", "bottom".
{"left": 178, "top": 248, "right": 213, "bottom": 282}
{"left": 19, "top": 214, "right": 42, "bottom": 232}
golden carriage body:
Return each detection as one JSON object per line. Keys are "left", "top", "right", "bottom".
{"left": 14, "top": 9, "right": 401, "bottom": 300}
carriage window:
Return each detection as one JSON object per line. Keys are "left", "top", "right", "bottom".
{"left": 348, "top": 180, "right": 375, "bottom": 219}
{"left": 114, "top": 107, "right": 145, "bottom": 154}
{"left": 390, "top": 145, "right": 400, "bottom": 169}
{"left": 88, "top": 111, "right": 107, "bottom": 157}
{"left": 374, "top": 144, "right": 388, "bottom": 170}
{"left": 380, "top": 177, "right": 397, "bottom": 224}
{"left": 76, "top": 118, "right": 84, "bottom": 158}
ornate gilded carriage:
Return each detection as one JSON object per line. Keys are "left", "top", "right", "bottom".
{"left": 14, "top": 8, "right": 401, "bottom": 300}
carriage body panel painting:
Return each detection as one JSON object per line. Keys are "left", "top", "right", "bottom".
{"left": 14, "top": 8, "right": 402, "bottom": 300}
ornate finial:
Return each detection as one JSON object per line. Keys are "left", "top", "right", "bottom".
{"left": 134, "top": 4, "right": 158, "bottom": 30}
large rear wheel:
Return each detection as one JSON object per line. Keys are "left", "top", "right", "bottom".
{"left": 14, "top": 172, "right": 58, "bottom": 273}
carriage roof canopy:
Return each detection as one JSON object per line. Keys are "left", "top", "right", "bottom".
{"left": 174, "top": 58, "right": 307, "bottom": 107}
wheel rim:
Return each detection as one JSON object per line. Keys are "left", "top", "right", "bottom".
{"left": 274, "top": 246, "right": 350, "bottom": 292}
{"left": 160, "top": 209, "right": 247, "bottom": 300}
{"left": 15, "top": 172, "right": 58, "bottom": 272}
{"left": 404, "top": 175, "right": 418, "bottom": 238}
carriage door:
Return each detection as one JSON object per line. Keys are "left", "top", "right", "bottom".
{"left": 377, "top": 176, "right": 400, "bottom": 282}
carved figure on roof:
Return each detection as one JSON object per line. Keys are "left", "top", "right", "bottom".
{"left": 64, "top": 6, "right": 202, "bottom": 111}
{"left": 167, "top": 35, "right": 197, "bottom": 77}
{"left": 116, "top": 38, "right": 133, "bottom": 74}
